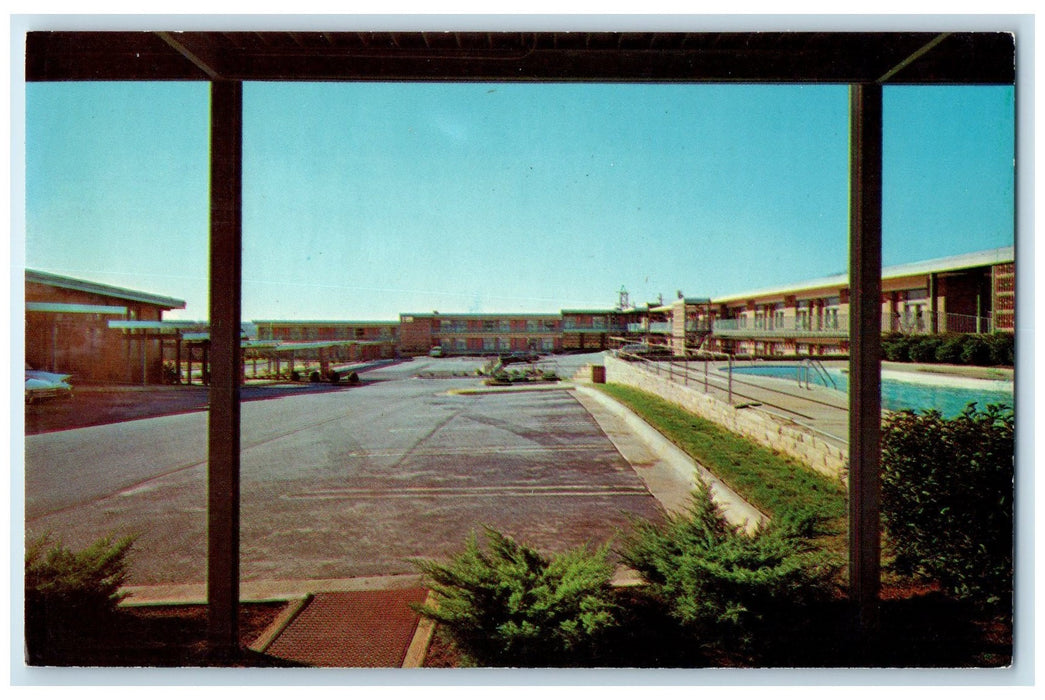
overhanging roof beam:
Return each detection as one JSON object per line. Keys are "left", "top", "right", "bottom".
{"left": 877, "top": 32, "right": 952, "bottom": 83}
{"left": 156, "top": 31, "right": 223, "bottom": 80}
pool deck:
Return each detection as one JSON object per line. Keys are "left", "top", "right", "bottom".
{"left": 652, "top": 358, "right": 1013, "bottom": 449}
{"left": 881, "top": 361, "right": 1014, "bottom": 385}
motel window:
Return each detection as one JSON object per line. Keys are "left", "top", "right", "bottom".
{"left": 797, "top": 301, "right": 810, "bottom": 330}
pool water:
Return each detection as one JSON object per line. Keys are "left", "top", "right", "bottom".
{"left": 728, "top": 364, "right": 1013, "bottom": 417}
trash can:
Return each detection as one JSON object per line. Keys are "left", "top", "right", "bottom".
{"left": 591, "top": 365, "right": 606, "bottom": 384}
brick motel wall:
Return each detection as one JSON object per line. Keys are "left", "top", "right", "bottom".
{"left": 603, "top": 355, "right": 848, "bottom": 482}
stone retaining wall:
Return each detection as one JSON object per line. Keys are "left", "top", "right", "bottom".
{"left": 603, "top": 355, "right": 848, "bottom": 481}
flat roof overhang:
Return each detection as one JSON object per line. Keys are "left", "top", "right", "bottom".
{"left": 26, "top": 31, "right": 1014, "bottom": 84}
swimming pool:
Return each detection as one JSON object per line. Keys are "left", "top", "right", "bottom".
{"left": 727, "top": 364, "right": 1013, "bottom": 417}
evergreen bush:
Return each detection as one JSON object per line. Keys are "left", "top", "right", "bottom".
{"left": 907, "top": 336, "right": 943, "bottom": 363}
{"left": 412, "top": 527, "right": 618, "bottom": 666}
{"left": 881, "top": 404, "right": 1014, "bottom": 609}
{"left": 620, "top": 483, "right": 839, "bottom": 653}
{"left": 959, "top": 335, "right": 992, "bottom": 365}
{"left": 986, "top": 332, "right": 1015, "bottom": 366}
{"left": 934, "top": 334, "right": 967, "bottom": 365}
{"left": 25, "top": 534, "right": 136, "bottom": 659}
{"left": 881, "top": 333, "right": 910, "bottom": 362}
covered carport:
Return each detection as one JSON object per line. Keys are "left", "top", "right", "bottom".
{"left": 252, "top": 339, "right": 385, "bottom": 380}
{"left": 24, "top": 28, "right": 1016, "bottom": 657}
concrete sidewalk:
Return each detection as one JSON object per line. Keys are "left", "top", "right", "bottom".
{"left": 571, "top": 384, "right": 769, "bottom": 532}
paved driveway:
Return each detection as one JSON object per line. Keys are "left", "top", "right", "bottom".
{"left": 24, "top": 355, "right": 660, "bottom": 586}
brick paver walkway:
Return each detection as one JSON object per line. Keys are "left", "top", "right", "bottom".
{"left": 263, "top": 588, "right": 429, "bottom": 667}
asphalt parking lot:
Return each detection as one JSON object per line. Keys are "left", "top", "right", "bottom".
{"left": 24, "top": 353, "right": 661, "bottom": 586}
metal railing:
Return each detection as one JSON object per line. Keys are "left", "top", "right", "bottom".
{"left": 713, "top": 316, "right": 847, "bottom": 336}
{"left": 613, "top": 347, "right": 849, "bottom": 443}
{"left": 713, "top": 311, "right": 995, "bottom": 338}
{"left": 562, "top": 322, "right": 616, "bottom": 332}
{"left": 798, "top": 357, "right": 838, "bottom": 390}
{"left": 435, "top": 327, "right": 561, "bottom": 335}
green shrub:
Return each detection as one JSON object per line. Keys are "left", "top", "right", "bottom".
{"left": 959, "top": 335, "right": 992, "bottom": 365}
{"left": 934, "top": 335, "right": 967, "bottom": 365}
{"left": 412, "top": 527, "right": 618, "bottom": 666}
{"left": 621, "top": 483, "right": 839, "bottom": 653}
{"left": 986, "top": 332, "right": 1015, "bottom": 366}
{"left": 487, "top": 370, "right": 511, "bottom": 385}
{"left": 25, "top": 534, "right": 136, "bottom": 658}
{"left": 908, "top": 336, "right": 942, "bottom": 363}
{"left": 885, "top": 331, "right": 1014, "bottom": 366}
{"left": 881, "top": 404, "right": 1014, "bottom": 609}
{"left": 882, "top": 334, "right": 911, "bottom": 362}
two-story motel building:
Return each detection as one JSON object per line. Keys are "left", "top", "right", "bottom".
{"left": 25, "top": 247, "right": 1014, "bottom": 383}
{"left": 706, "top": 246, "right": 1014, "bottom": 356}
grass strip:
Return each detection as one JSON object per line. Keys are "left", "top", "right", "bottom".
{"left": 596, "top": 383, "right": 847, "bottom": 544}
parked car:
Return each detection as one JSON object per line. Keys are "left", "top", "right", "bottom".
{"left": 498, "top": 351, "right": 541, "bottom": 365}
{"left": 25, "top": 368, "right": 73, "bottom": 403}
{"left": 428, "top": 346, "right": 444, "bottom": 357}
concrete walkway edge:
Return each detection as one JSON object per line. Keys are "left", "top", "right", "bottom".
{"left": 571, "top": 384, "right": 769, "bottom": 532}
{"left": 120, "top": 573, "right": 425, "bottom": 606}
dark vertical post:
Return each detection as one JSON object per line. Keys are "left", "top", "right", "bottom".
{"left": 207, "top": 79, "right": 243, "bottom": 656}
{"left": 929, "top": 273, "right": 939, "bottom": 334}
{"left": 849, "top": 83, "right": 883, "bottom": 638}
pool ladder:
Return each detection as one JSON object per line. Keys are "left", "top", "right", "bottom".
{"left": 798, "top": 358, "right": 838, "bottom": 390}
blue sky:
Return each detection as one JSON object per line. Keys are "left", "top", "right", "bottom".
{"left": 24, "top": 81, "right": 1014, "bottom": 321}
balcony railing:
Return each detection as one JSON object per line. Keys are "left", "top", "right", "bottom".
{"left": 713, "top": 316, "right": 848, "bottom": 337}
{"left": 437, "top": 327, "right": 560, "bottom": 335}
{"left": 713, "top": 312, "right": 995, "bottom": 338}
{"left": 562, "top": 321, "right": 612, "bottom": 332}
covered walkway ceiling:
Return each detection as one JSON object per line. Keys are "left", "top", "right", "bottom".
{"left": 26, "top": 31, "right": 1014, "bottom": 84}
